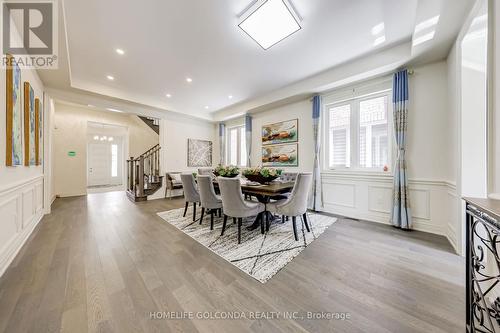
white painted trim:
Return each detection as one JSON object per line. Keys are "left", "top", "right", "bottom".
{"left": 0, "top": 175, "right": 44, "bottom": 195}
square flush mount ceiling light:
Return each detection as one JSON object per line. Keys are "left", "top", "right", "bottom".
{"left": 239, "top": 0, "right": 301, "bottom": 50}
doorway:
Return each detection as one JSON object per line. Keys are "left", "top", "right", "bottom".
{"left": 87, "top": 122, "right": 127, "bottom": 191}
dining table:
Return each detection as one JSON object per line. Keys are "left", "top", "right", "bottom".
{"left": 213, "top": 178, "right": 295, "bottom": 231}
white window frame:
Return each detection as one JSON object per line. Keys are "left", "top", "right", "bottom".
{"left": 322, "top": 79, "right": 393, "bottom": 174}
{"left": 225, "top": 125, "right": 247, "bottom": 167}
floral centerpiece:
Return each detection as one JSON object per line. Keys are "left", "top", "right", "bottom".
{"left": 214, "top": 165, "right": 240, "bottom": 178}
{"left": 242, "top": 167, "right": 283, "bottom": 184}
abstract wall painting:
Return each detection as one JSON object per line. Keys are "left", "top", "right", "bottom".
{"left": 262, "top": 119, "right": 298, "bottom": 145}
{"left": 187, "top": 139, "right": 212, "bottom": 167}
{"left": 6, "top": 54, "right": 22, "bottom": 166}
{"left": 24, "top": 82, "right": 36, "bottom": 166}
{"left": 262, "top": 143, "right": 298, "bottom": 167}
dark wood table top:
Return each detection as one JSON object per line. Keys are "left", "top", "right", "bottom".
{"left": 463, "top": 197, "right": 500, "bottom": 220}
{"left": 212, "top": 180, "right": 294, "bottom": 197}
{"left": 240, "top": 181, "right": 295, "bottom": 196}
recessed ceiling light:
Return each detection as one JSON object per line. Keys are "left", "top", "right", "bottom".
{"left": 107, "top": 75, "right": 114, "bottom": 81}
{"left": 186, "top": 77, "right": 193, "bottom": 83}
{"left": 106, "top": 108, "right": 123, "bottom": 113}
{"left": 371, "top": 22, "right": 385, "bottom": 36}
{"left": 373, "top": 35, "right": 386, "bottom": 46}
{"left": 414, "top": 15, "right": 440, "bottom": 34}
{"left": 166, "top": 93, "right": 172, "bottom": 98}
{"left": 115, "top": 48, "right": 125, "bottom": 55}
{"left": 228, "top": 95, "right": 233, "bottom": 99}
{"left": 204, "top": 106, "right": 209, "bottom": 109}
{"left": 87, "top": 104, "right": 95, "bottom": 107}
{"left": 412, "top": 31, "right": 435, "bottom": 46}
{"left": 239, "top": 0, "right": 301, "bottom": 50}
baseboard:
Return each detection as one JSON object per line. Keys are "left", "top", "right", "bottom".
{"left": 0, "top": 210, "right": 44, "bottom": 278}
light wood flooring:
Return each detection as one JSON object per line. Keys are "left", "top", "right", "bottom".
{"left": 0, "top": 191, "right": 464, "bottom": 333}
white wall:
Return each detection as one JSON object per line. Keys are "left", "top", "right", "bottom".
{"left": 492, "top": 0, "right": 500, "bottom": 196}
{"left": 0, "top": 37, "right": 46, "bottom": 276}
{"left": 53, "top": 102, "right": 159, "bottom": 197}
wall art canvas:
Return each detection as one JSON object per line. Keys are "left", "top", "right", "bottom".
{"left": 24, "top": 82, "right": 36, "bottom": 166}
{"left": 188, "top": 139, "right": 212, "bottom": 167}
{"left": 262, "top": 143, "right": 298, "bottom": 167}
{"left": 262, "top": 119, "right": 298, "bottom": 145}
{"left": 35, "top": 98, "right": 43, "bottom": 165}
{"left": 6, "top": 54, "right": 22, "bottom": 166}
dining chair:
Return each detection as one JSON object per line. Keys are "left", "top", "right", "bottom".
{"left": 218, "top": 177, "right": 265, "bottom": 244}
{"left": 197, "top": 168, "right": 214, "bottom": 176}
{"left": 271, "top": 172, "right": 298, "bottom": 201}
{"left": 266, "top": 173, "right": 313, "bottom": 241}
{"left": 180, "top": 173, "right": 201, "bottom": 221}
{"left": 197, "top": 175, "right": 223, "bottom": 230}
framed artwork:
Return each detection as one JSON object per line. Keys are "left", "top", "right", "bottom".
{"left": 6, "top": 54, "right": 22, "bottom": 166}
{"left": 262, "top": 143, "right": 298, "bottom": 167}
{"left": 24, "top": 82, "right": 36, "bottom": 166}
{"left": 262, "top": 119, "right": 298, "bottom": 145}
{"left": 187, "top": 139, "right": 212, "bottom": 167}
{"left": 35, "top": 98, "right": 42, "bottom": 165}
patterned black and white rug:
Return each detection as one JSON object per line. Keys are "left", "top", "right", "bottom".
{"left": 157, "top": 207, "right": 336, "bottom": 283}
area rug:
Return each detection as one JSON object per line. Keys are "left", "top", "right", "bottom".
{"left": 157, "top": 207, "right": 336, "bottom": 283}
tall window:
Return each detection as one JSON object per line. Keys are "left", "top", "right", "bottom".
{"left": 226, "top": 125, "right": 247, "bottom": 166}
{"left": 111, "top": 144, "right": 118, "bottom": 177}
{"left": 326, "top": 89, "right": 390, "bottom": 171}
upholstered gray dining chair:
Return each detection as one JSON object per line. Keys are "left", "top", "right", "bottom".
{"left": 272, "top": 172, "right": 299, "bottom": 201}
{"left": 267, "top": 173, "right": 313, "bottom": 241}
{"left": 197, "top": 168, "right": 214, "bottom": 176}
{"left": 180, "top": 173, "right": 201, "bottom": 221}
{"left": 218, "top": 177, "right": 265, "bottom": 244}
{"left": 197, "top": 175, "right": 223, "bottom": 230}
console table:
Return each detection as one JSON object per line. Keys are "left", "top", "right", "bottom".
{"left": 464, "top": 197, "right": 500, "bottom": 333}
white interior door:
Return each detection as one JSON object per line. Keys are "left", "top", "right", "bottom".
{"left": 88, "top": 143, "right": 111, "bottom": 186}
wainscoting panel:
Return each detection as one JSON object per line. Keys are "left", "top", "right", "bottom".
{"left": 0, "top": 175, "right": 44, "bottom": 277}
{"left": 322, "top": 181, "right": 356, "bottom": 208}
{"left": 321, "top": 173, "right": 452, "bottom": 238}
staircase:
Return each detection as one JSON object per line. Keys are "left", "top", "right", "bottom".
{"left": 138, "top": 116, "right": 159, "bottom": 134}
{"left": 126, "top": 144, "right": 163, "bottom": 202}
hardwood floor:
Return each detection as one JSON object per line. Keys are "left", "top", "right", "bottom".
{"left": 0, "top": 191, "right": 464, "bottom": 333}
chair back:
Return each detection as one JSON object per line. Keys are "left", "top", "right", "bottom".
{"left": 217, "top": 177, "right": 248, "bottom": 217}
{"left": 285, "top": 173, "right": 313, "bottom": 216}
{"left": 198, "top": 168, "right": 214, "bottom": 176}
{"left": 180, "top": 173, "right": 200, "bottom": 202}
{"left": 197, "top": 175, "right": 221, "bottom": 209}
{"left": 280, "top": 172, "right": 298, "bottom": 183}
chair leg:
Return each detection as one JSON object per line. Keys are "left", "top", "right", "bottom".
{"left": 303, "top": 213, "right": 310, "bottom": 232}
{"left": 282, "top": 215, "right": 285, "bottom": 224}
{"left": 233, "top": 217, "right": 236, "bottom": 224}
{"left": 221, "top": 215, "right": 228, "bottom": 236}
{"left": 292, "top": 216, "right": 298, "bottom": 241}
{"left": 259, "top": 213, "right": 264, "bottom": 234}
{"left": 238, "top": 218, "right": 242, "bottom": 244}
{"left": 218, "top": 208, "right": 221, "bottom": 217}
{"left": 265, "top": 212, "right": 270, "bottom": 232}
{"left": 199, "top": 207, "right": 205, "bottom": 225}
{"left": 193, "top": 202, "right": 197, "bottom": 222}
{"left": 183, "top": 202, "right": 188, "bottom": 217}
{"left": 210, "top": 211, "right": 214, "bottom": 230}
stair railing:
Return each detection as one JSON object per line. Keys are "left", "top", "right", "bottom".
{"left": 127, "top": 144, "right": 161, "bottom": 197}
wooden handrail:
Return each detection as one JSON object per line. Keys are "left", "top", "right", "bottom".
{"left": 127, "top": 144, "right": 161, "bottom": 197}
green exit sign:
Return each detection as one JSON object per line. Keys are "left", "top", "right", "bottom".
{"left": 68, "top": 151, "right": 76, "bottom": 157}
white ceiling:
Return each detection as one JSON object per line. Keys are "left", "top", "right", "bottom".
{"left": 49, "top": 0, "right": 473, "bottom": 119}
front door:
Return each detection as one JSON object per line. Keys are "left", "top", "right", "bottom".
{"left": 88, "top": 143, "right": 111, "bottom": 186}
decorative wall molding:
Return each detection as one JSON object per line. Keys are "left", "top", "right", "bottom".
{"left": 321, "top": 173, "right": 455, "bottom": 237}
{"left": 0, "top": 175, "right": 44, "bottom": 277}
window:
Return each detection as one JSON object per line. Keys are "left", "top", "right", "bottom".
{"left": 111, "top": 144, "right": 118, "bottom": 177}
{"left": 325, "top": 89, "right": 391, "bottom": 171}
{"left": 226, "top": 126, "right": 247, "bottom": 166}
